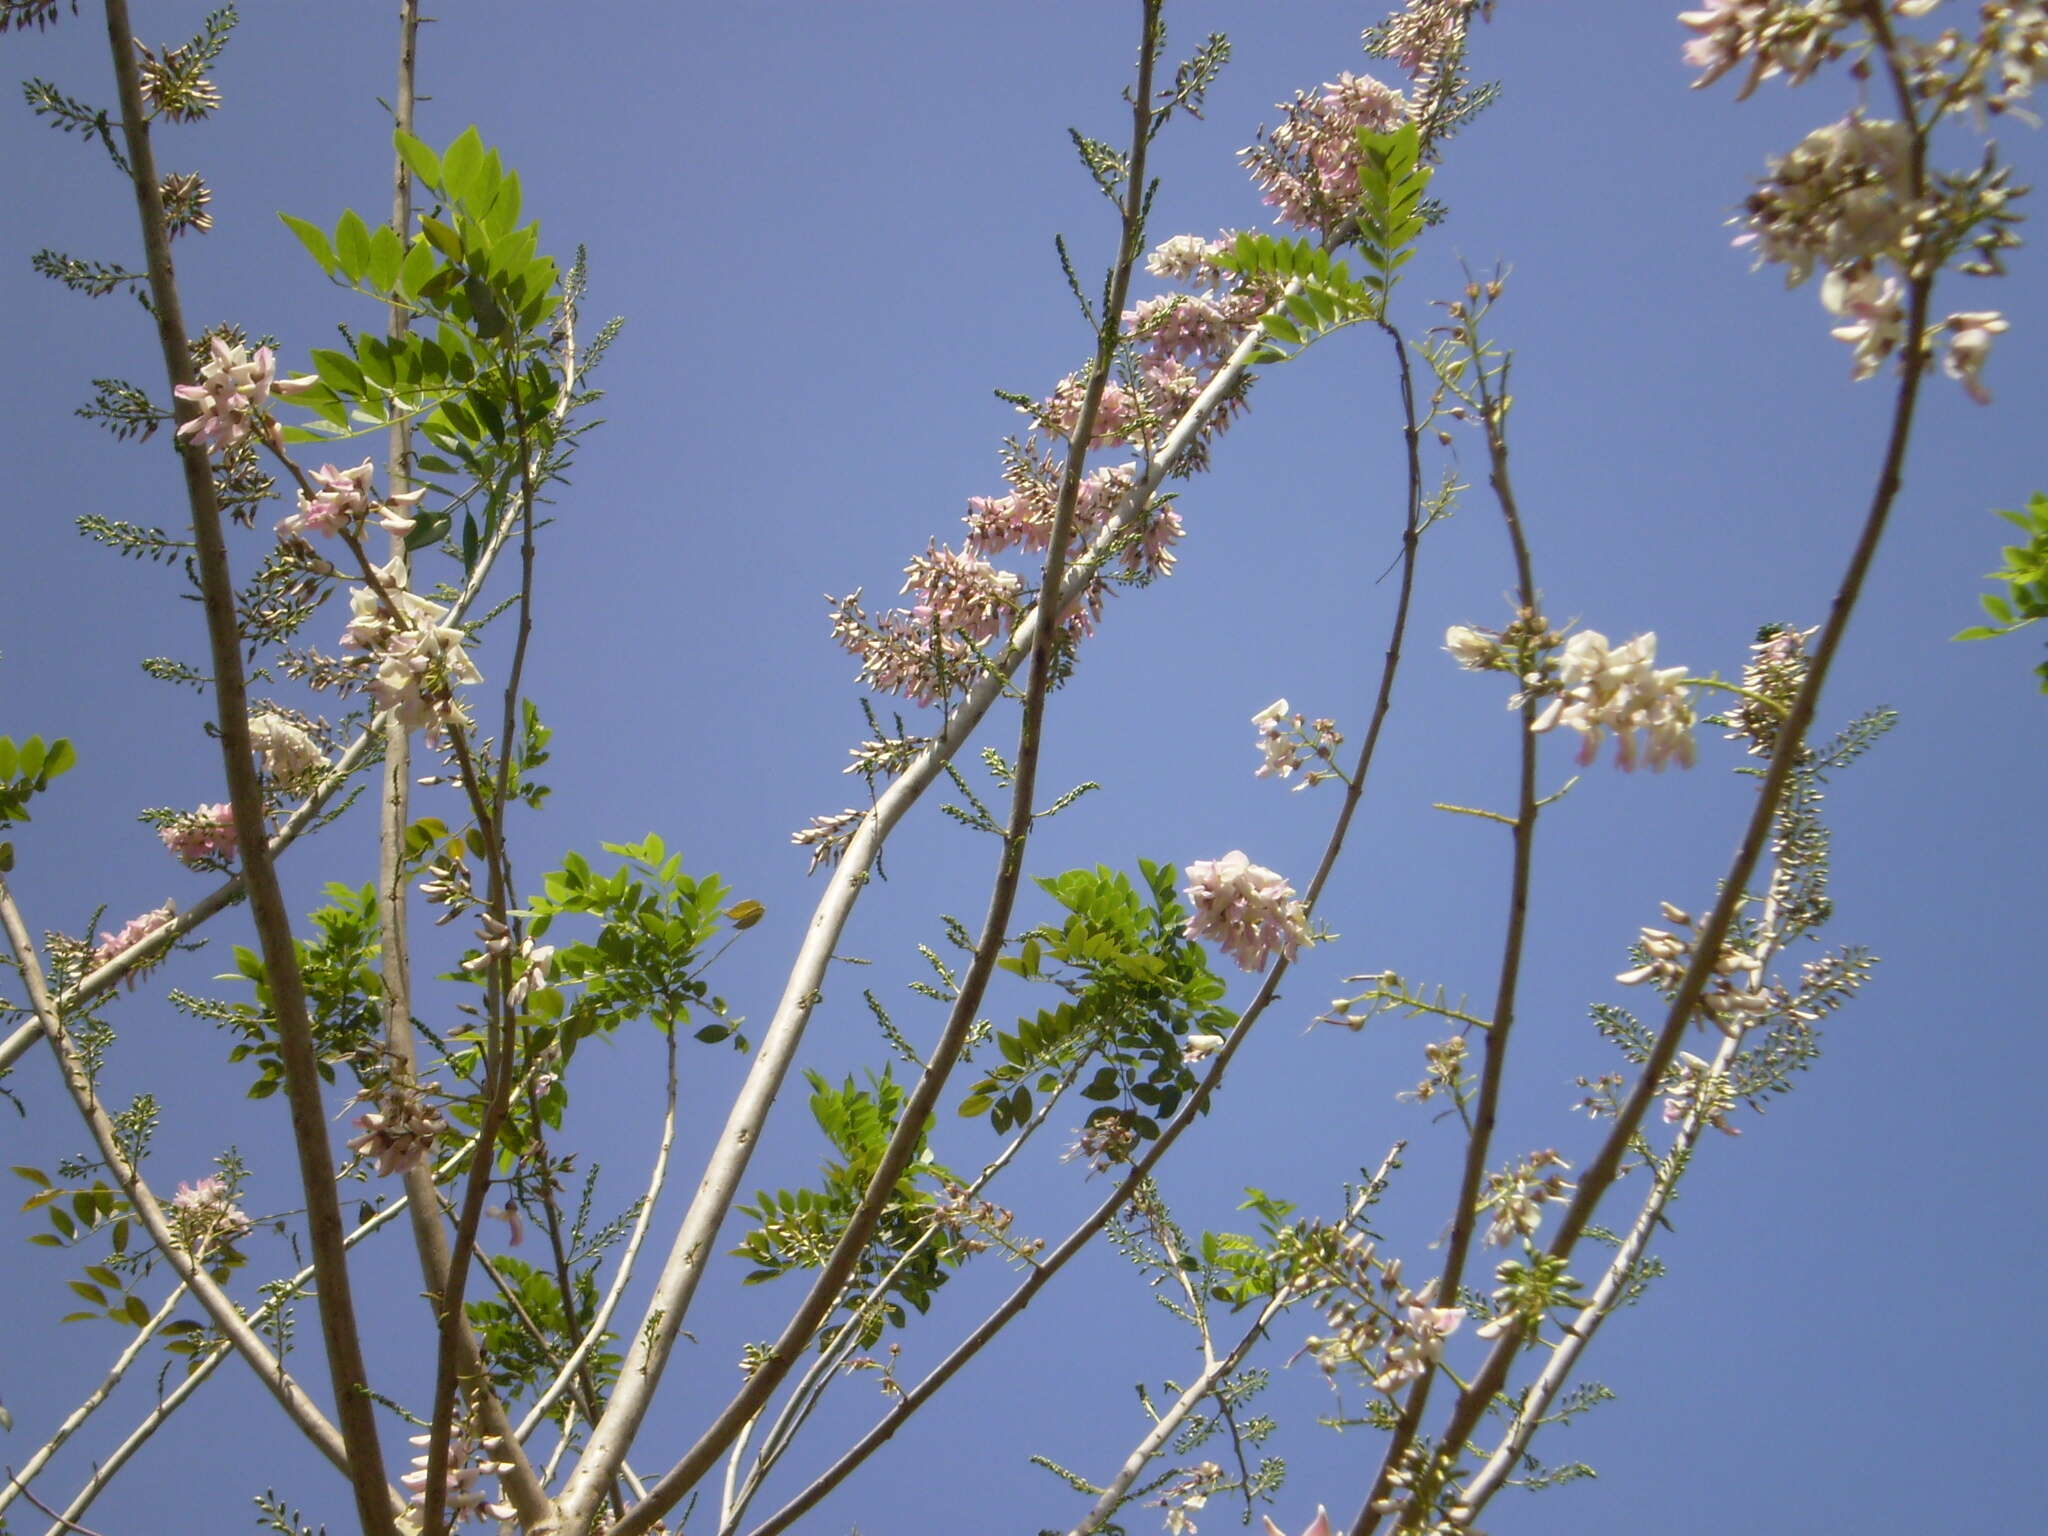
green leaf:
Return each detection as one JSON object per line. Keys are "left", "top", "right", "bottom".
{"left": 279, "top": 212, "right": 338, "bottom": 277}
{"left": 367, "top": 224, "right": 404, "bottom": 295}
{"left": 420, "top": 216, "right": 464, "bottom": 263}
{"left": 333, "top": 209, "right": 372, "bottom": 283}
{"left": 42, "top": 738, "right": 76, "bottom": 778}
{"left": 394, "top": 128, "right": 442, "bottom": 190}
{"left": 442, "top": 126, "right": 486, "bottom": 205}
{"left": 397, "top": 234, "right": 439, "bottom": 300}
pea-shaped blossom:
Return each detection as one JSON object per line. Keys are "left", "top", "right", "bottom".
{"left": 92, "top": 901, "right": 176, "bottom": 982}
{"left": 346, "top": 1081, "right": 448, "bottom": 1178}
{"left": 172, "top": 337, "right": 274, "bottom": 453}
{"left": 1940, "top": 310, "right": 2008, "bottom": 405}
{"left": 246, "top": 711, "right": 325, "bottom": 787}
{"left": 276, "top": 457, "right": 425, "bottom": 540}
{"left": 401, "top": 1432, "right": 515, "bottom": 1525}
{"left": 1737, "top": 115, "right": 1913, "bottom": 287}
{"left": 339, "top": 560, "right": 482, "bottom": 735}
{"left": 1183, "top": 851, "right": 1311, "bottom": 972}
{"left": 160, "top": 803, "right": 238, "bottom": 867}
{"left": 169, "top": 1174, "right": 250, "bottom": 1253}
{"left": 1530, "top": 630, "right": 1697, "bottom": 771}
{"left": 1241, "top": 71, "right": 1409, "bottom": 235}
{"left": 1822, "top": 264, "right": 1905, "bottom": 381}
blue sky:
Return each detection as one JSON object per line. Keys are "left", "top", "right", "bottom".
{"left": 2, "top": 4, "right": 2044, "bottom": 1534}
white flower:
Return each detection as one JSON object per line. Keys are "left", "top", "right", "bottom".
{"left": 247, "top": 712, "right": 325, "bottom": 786}
{"left": 1941, "top": 311, "right": 2008, "bottom": 405}
{"left": 1821, "top": 266, "right": 1904, "bottom": 381}
{"left": 1444, "top": 624, "right": 1498, "bottom": 670}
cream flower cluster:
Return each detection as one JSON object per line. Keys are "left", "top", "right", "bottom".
{"left": 338, "top": 560, "right": 482, "bottom": 735}
{"left": 1529, "top": 630, "right": 1697, "bottom": 772}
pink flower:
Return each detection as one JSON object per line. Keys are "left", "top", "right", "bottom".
{"left": 159, "top": 803, "right": 239, "bottom": 867}
{"left": 92, "top": 901, "right": 177, "bottom": 982}
{"left": 169, "top": 1174, "right": 250, "bottom": 1251}
{"left": 1183, "top": 851, "right": 1311, "bottom": 972}
{"left": 172, "top": 337, "right": 274, "bottom": 453}
{"left": 276, "top": 459, "right": 374, "bottom": 539}
{"left": 1241, "top": 72, "right": 1409, "bottom": 235}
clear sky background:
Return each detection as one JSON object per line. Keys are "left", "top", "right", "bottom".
{"left": 3, "top": 4, "right": 2044, "bottom": 1535}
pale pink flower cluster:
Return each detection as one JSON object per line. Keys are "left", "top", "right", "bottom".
{"left": 1374, "top": 1288, "right": 1464, "bottom": 1392}
{"left": 1661, "top": 1050, "right": 1744, "bottom": 1136}
{"left": 1251, "top": 699, "right": 1343, "bottom": 789}
{"left": 173, "top": 337, "right": 274, "bottom": 452}
{"left": 346, "top": 1082, "right": 448, "bottom": 1177}
{"left": 1479, "top": 1149, "right": 1575, "bottom": 1247}
{"left": 1182, "top": 851, "right": 1311, "bottom": 972}
{"left": 1241, "top": 71, "right": 1409, "bottom": 235}
{"left": 1737, "top": 114, "right": 1914, "bottom": 286}
{"left": 274, "top": 458, "right": 424, "bottom": 541}
{"left": 1379, "top": 0, "right": 1483, "bottom": 85}
{"left": 1679, "top": 0, "right": 1853, "bottom": 97}
{"left": 903, "top": 542, "right": 1023, "bottom": 644}
{"left": 246, "top": 711, "right": 325, "bottom": 786}
{"left": 401, "top": 1432, "right": 515, "bottom": 1525}
{"left": 169, "top": 1174, "right": 250, "bottom": 1252}
{"left": 1530, "top": 630, "right": 1698, "bottom": 771}
{"left": 159, "top": 803, "right": 238, "bottom": 866}
{"left": 339, "top": 560, "right": 482, "bottom": 735}
{"left": 92, "top": 901, "right": 176, "bottom": 982}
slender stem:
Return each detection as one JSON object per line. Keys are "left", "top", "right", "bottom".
{"left": 718, "top": 1068, "right": 1070, "bottom": 1536}
{"left": 0, "top": 880, "right": 394, "bottom": 1511}
{"left": 0, "top": 1282, "right": 186, "bottom": 1520}
{"left": 1418, "top": 267, "right": 1934, "bottom": 1527}
{"left": 99, "top": 8, "right": 395, "bottom": 1525}
{"left": 517, "top": 1031, "right": 678, "bottom": 1442}
{"left": 1069, "top": 1151, "right": 1404, "bottom": 1536}
{"left": 36, "top": 1143, "right": 469, "bottom": 1536}
{"left": 1355, "top": 321, "right": 1540, "bottom": 1536}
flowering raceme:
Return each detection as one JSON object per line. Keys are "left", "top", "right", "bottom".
{"left": 1528, "top": 629, "right": 1698, "bottom": 771}
{"left": 168, "top": 1174, "right": 250, "bottom": 1253}
{"left": 1182, "top": 851, "right": 1312, "bottom": 972}
{"left": 401, "top": 1432, "right": 515, "bottom": 1525}
{"left": 1242, "top": 71, "right": 1410, "bottom": 235}
{"left": 159, "top": 802, "right": 238, "bottom": 866}
{"left": 338, "top": 560, "right": 482, "bottom": 735}
{"left": 172, "top": 336, "right": 274, "bottom": 453}
{"left": 246, "top": 710, "right": 325, "bottom": 786}
{"left": 91, "top": 901, "right": 176, "bottom": 981}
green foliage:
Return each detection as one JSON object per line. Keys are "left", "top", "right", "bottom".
{"left": 276, "top": 126, "right": 566, "bottom": 570}
{"left": 525, "top": 833, "right": 746, "bottom": 1057}
{"left": 733, "top": 1068, "right": 959, "bottom": 1345}
{"left": 464, "top": 1253, "right": 615, "bottom": 1421}
{"left": 11, "top": 1163, "right": 169, "bottom": 1325}
{"left": 1353, "top": 123, "right": 1432, "bottom": 305}
{"left": 1217, "top": 233, "right": 1377, "bottom": 363}
{"left": 958, "top": 860, "right": 1235, "bottom": 1162}
{"left": 0, "top": 732, "right": 78, "bottom": 872}
{"left": 1955, "top": 491, "right": 2048, "bottom": 691}
{"left": 188, "top": 884, "right": 384, "bottom": 1100}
